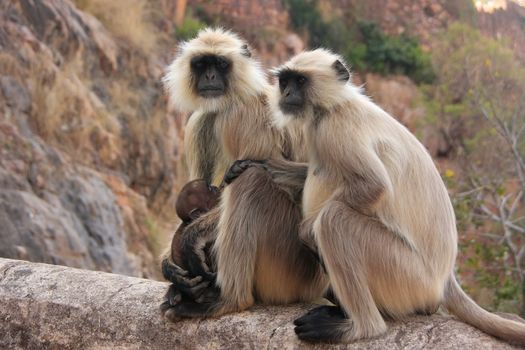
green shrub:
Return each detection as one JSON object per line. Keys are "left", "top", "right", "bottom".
{"left": 284, "top": 1, "right": 434, "bottom": 83}
{"left": 358, "top": 21, "right": 435, "bottom": 83}
{"left": 175, "top": 11, "right": 206, "bottom": 41}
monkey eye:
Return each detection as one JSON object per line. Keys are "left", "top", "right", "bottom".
{"left": 192, "top": 60, "right": 204, "bottom": 69}
{"left": 216, "top": 58, "right": 230, "bottom": 70}
{"left": 297, "top": 76, "right": 307, "bottom": 86}
{"left": 279, "top": 77, "right": 287, "bottom": 89}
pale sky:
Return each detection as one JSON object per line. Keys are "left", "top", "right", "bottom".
{"left": 475, "top": 0, "right": 525, "bottom": 11}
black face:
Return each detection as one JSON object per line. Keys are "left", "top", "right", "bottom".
{"left": 191, "top": 55, "right": 232, "bottom": 98}
{"left": 277, "top": 70, "right": 308, "bottom": 114}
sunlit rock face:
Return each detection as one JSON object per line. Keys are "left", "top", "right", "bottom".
{"left": 0, "top": 0, "right": 186, "bottom": 278}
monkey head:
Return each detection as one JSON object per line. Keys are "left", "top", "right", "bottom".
{"left": 176, "top": 179, "right": 220, "bottom": 223}
{"left": 163, "top": 28, "right": 268, "bottom": 113}
{"left": 270, "top": 49, "right": 352, "bottom": 128}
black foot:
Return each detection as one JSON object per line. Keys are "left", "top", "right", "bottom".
{"left": 166, "top": 299, "right": 220, "bottom": 318}
{"left": 161, "top": 282, "right": 221, "bottom": 321}
{"left": 294, "top": 305, "right": 348, "bottom": 343}
{"left": 223, "top": 159, "right": 266, "bottom": 185}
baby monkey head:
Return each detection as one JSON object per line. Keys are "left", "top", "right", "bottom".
{"left": 176, "top": 179, "right": 220, "bottom": 224}
{"left": 271, "top": 49, "right": 351, "bottom": 127}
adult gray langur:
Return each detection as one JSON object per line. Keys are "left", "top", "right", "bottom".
{"left": 259, "top": 48, "right": 525, "bottom": 344}
{"left": 160, "top": 28, "right": 328, "bottom": 319}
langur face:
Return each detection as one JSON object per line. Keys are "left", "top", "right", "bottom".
{"left": 277, "top": 70, "right": 309, "bottom": 115}
{"left": 273, "top": 53, "right": 350, "bottom": 122}
{"left": 190, "top": 55, "right": 232, "bottom": 98}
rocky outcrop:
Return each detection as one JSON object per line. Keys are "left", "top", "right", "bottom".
{"left": 0, "top": 0, "right": 184, "bottom": 277}
{"left": 0, "top": 258, "right": 520, "bottom": 350}
{"left": 363, "top": 73, "right": 424, "bottom": 128}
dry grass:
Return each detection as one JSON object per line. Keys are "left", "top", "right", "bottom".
{"left": 73, "top": 0, "right": 157, "bottom": 50}
{"left": 0, "top": 52, "right": 24, "bottom": 77}
{"left": 30, "top": 56, "right": 123, "bottom": 166}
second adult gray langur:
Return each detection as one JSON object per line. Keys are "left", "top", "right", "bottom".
{"left": 266, "top": 49, "right": 525, "bottom": 344}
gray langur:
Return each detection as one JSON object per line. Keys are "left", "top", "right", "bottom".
{"left": 262, "top": 49, "right": 525, "bottom": 344}
{"left": 160, "top": 28, "right": 328, "bottom": 319}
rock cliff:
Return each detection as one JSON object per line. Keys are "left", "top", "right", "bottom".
{"left": 0, "top": 0, "right": 185, "bottom": 278}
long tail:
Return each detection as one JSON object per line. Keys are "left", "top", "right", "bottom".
{"left": 444, "top": 274, "right": 525, "bottom": 344}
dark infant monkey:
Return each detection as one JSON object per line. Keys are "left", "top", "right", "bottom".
{"left": 161, "top": 179, "right": 221, "bottom": 309}
{"left": 172, "top": 179, "right": 221, "bottom": 269}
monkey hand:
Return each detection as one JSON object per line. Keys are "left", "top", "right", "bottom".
{"left": 222, "top": 159, "right": 267, "bottom": 185}
{"left": 161, "top": 258, "right": 213, "bottom": 301}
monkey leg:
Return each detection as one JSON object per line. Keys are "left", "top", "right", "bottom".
{"left": 217, "top": 166, "right": 326, "bottom": 311}
{"left": 213, "top": 167, "right": 279, "bottom": 313}
{"left": 295, "top": 201, "right": 437, "bottom": 343}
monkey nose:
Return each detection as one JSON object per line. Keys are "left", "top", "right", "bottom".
{"left": 206, "top": 73, "right": 215, "bottom": 80}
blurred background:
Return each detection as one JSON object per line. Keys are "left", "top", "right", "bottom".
{"left": 0, "top": 0, "right": 524, "bottom": 315}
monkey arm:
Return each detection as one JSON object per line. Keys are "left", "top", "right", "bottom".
{"left": 264, "top": 159, "right": 308, "bottom": 201}
{"left": 223, "top": 158, "right": 308, "bottom": 203}
{"left": 334, "top": 145, "right": 393, "bottom": 215}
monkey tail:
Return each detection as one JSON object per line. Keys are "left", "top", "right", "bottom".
{"left": 444, "top": 274, "right": 525, "bottom": 344}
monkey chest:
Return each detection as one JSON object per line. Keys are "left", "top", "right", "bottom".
{"left": 302, "top": 171, "right": 339, "bottom": 218}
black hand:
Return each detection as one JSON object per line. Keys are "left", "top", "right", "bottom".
{"left": 222, "top": 159, "right": 266, "bottom": 185}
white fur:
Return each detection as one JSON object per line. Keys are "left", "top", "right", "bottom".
{"left": 163, "top": 28, "right": 268, "bottom": 113}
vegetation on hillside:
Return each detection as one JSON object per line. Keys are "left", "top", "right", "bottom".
{"left": 175, "top": 10, "right": 208, "bottom": 41}
{"left": 425, "top": 23, "right": 525, "bottom": 314}
{"left": 284, "top": 0, "right": 435, "bottom": 83}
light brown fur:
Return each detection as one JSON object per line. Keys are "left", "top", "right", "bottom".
{"left": 271, "top": 49, "right": 525, "bottom": 343}
{"left": 163, "top": 29, "right": 328, "bottom": 316}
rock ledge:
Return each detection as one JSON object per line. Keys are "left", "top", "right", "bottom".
{"left": 0, "top": 258, "right": 517, "bottom": 349}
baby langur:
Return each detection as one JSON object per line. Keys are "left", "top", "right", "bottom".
{"left": 268, "top": 49, "right": 525, "bottom": 344}
{"left": 161, "top": 180, "right": 221, "bottom": 308}
{"left": 172, "top": 179, "right": 221, "bottom": 271}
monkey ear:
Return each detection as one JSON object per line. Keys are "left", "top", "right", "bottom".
{"left": 332, "top": 60, "right": 350, "bottom": 82}
{"left": 241, "top": 44, "right": 252, "bottom": 58}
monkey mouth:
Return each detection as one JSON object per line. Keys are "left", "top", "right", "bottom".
{"left": 280, "top": 102, "right": 303, "bottom": 114}
{"left": 199, "top": 88, "right": 225, "bottom": 98}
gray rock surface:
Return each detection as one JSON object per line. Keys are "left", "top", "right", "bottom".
{"left": 0, "top": 258, "right": 519, "bottom": 349}
{"left": 0, "top": 0, "right": 184, "bottom": 279}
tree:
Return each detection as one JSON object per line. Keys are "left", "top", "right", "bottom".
{"left": 426, "top": 23, "right": 525, "bottom": 314}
